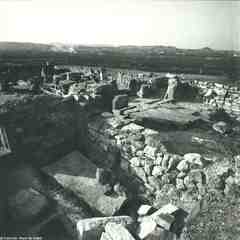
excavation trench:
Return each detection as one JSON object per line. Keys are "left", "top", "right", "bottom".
{"left": 0, "top": 89, "right": 239, "bottom": 239}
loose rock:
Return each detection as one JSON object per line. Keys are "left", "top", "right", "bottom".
{"left": 176, "top": 178, "right": 185, "bottom": 190}
{"left": 177, "top": 160, "right": 189, "bottom": 172}
{"left": 152, "top": 166, "right": 164, "bottom": 177}
{"left": 184, "top": 153, "right": 203, "bottom": 168}
{"left": 130, "top": 157, "right": 142, "bottom": 167}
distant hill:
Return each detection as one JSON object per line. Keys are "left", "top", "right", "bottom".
{"left": 0, "top": 41, "right": 235, "bottom": 56}
{"left": 0, "top": 42, "right": 52, "bottom": 52}
{"left": 0, "top": 41, "right": 237, "bottom": 77}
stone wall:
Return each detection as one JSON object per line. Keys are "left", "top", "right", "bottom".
{"left": 190, "top": 80, "right": 240, "bottom": 116}
{"left": 86, "top": 113, "right": 206, "bottom": 206}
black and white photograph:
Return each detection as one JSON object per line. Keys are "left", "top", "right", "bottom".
{"left": 0, "top": 0, "right": 239, "bottom": 239}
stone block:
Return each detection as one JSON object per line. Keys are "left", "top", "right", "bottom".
{"left": 176, "top": 160, "right": 189, "bottom": 172}
{"left": 152, "top": 166, "right": 164, "bottom": 177}
{"left": 131, "top": 140, "right": 145, "bottom": 151}
{"left": 137, "top": 217, "right": 157, "bottom": 239}
{"left": 144, "top": 146, "right": 158, "bottom": 159}
{"left": 161, "top": 154, "right": 170, "bottom": 169}
{"left": 133, "top": 167, "right": 147, "bottom": 183}
{"left": 154, "top": 153, "right": 163, "bottom": 165}
{"left": 151, "top": 203, "right": 179, "bottom": 218}
{"left": 105, "top": 222, "right": 136, "bottom": 240}
{"left": 155, "top": 214, "right": 175, "bottom": 230}
{"left": 176, "top": 178, "right": 185, "bottom": 190}
{"left": 148, "top": 176, "right": 162, "bottom": 191}
{"left": 167, "top": 155, "right": 182, "bottom": 171}
{"left": 144, "top": 162, "right": 153, "bottom": 176}
{"left": 130, "top": 157, "right": 142, "bottom": 167}
{"left": 188, "top": 169, "right": 205, "bottom": 185}
{"left": 137, "top": 205, "right": 153, "bottom": 216}
{"left": 177, "top": 171, "right": 187, "bottom": 179}
{"left": 77, "top": 216, "right": 133, "bottom": 240}
{"left": 184, "top": 153, "right": 203, "bottom": 168}
{"left": 121, "top": 123, "right": 144, "bottom": 132}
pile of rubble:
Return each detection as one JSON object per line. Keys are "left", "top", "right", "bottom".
{"left": 77, "top": 203, "right": 188, "bottom": 240}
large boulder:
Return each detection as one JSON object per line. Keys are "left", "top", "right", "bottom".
{"left": 8, "top": 188, "right": 48, "bottom": 222}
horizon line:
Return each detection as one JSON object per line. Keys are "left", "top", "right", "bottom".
{"left": 0, "top": 40, "right": 237, "bottom": 52}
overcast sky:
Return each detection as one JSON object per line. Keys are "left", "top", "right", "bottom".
{"left": 0, "top": 0, "right": 239, "bottom": 50}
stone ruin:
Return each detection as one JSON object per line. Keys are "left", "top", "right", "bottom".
{"left": 0, "top": 71, "right": 240, "bottom": 240}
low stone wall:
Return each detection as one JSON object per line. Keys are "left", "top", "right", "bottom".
{"left": 190, "top": 80, "right": 240, "bottom": 116}
{"left": 86, "top": 113, "right": 207, "bottom": 206}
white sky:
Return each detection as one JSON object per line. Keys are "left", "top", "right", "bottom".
{"left": 0, "top": 0, "right": 239, "bottom": 50}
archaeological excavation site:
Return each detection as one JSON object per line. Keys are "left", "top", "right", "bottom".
{"left": 0, "top": 65, "right": 240, "bottom": 240}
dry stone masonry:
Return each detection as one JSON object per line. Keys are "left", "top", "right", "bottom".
{"left": 190, "top": 80, "right": 240, "bottom": 116}
{"left": 86, "top": 113, "right": 207, "bottom": 208}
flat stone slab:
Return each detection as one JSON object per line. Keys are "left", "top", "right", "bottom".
{"left": 130, "top": 103, "right": 205, "bottom": 129}
{"left": 42, "top": 151, "right": 127, "bottom": 216}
